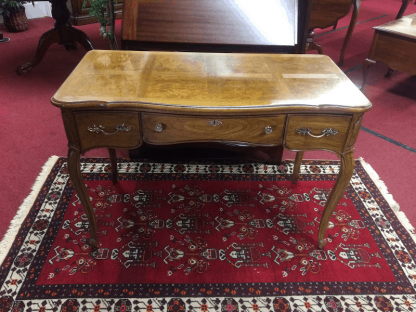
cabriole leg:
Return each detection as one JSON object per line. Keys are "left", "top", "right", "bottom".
{"left": 292, "top": 151, "right": 304, "bottom": 183}
{"left": 67, "top": 148, "right": 98, "bottom": 251}
{"left": 318, "top": 152, "right": 355, "bottom": 249}
{"left": 108, "top": 148, "right": 118, "bottom": 184}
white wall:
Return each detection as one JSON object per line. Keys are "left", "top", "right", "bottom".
{"left": 24, "top": 1, "right": 52, "bottom": 19}
{"left": 0, "top": 2, "right": 51, "bottom": 25}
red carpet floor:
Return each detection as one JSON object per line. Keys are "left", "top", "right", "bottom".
{"left": 1, "top": 0, "right": 416, "bottom": 242}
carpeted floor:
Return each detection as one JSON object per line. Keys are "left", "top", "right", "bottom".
{"left": 0, "top": 0, "right": 416, "bottom": 257}
{"left": 0, "top": 157, "right": 415, "bottom": 311}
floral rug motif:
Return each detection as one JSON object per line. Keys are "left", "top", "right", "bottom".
{"left": 0, "top": 157, "right": 415, "bottom": 312}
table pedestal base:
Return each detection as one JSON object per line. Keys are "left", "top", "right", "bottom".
{"left": 16, "top": 0, "right": 93, "bottom": 75}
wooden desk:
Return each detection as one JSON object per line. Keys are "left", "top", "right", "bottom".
{"left": 121, "top": 0, "right": 311, "bottom": 54}
{"left": 361, "top": 13, "right": 416, "bottom": 91}
{"left": 51, "top": 50, "right": 371, "bottom": 250}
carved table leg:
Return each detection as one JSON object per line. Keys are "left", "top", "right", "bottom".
{"left": 108, "top": 148, "right": 118, "bottom": 184}
{"left": 318, "top": 152, "right": 354, "bottom": 249}
{"left": 67, "top": 148, "right": 98, "bottom": 251}
{"left": 16, "top": 0, "right": 93, "bottom": 75}
{"left": 361, "top": 58, "right": 377, "bottom": 91}
{"left": 16, "top": 28, "right": 61, "bottom": 75}
{"left": 306, "top": 30, "right": 324, "bottom": 54}
{"left": 292, "top": 151, "right": 304, "bottom": 183}
{"left": 62, "top": 25, "right": 94, "bottom": 51}
{"left": 338, "top": 0, "right": 360, "bottom": 67}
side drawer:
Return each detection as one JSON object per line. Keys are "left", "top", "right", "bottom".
{"left": 142, "top": 113, "right": 286, "bottom": 145}
{"left": 285, "top": 115, "right": 352, "bottom": 153}
{"left": 75, "top": 112, "right": 141, "bottom": 151}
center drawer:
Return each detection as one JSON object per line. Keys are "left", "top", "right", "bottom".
{"left": 142, "top": 113, "right": 286, "bottom": 145}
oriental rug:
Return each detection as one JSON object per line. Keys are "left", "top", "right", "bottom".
{"left": 1, "top": 157, "right": 415, "bottom": 312}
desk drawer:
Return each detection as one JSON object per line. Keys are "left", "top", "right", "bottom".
{"left": 75, "top": 112, "right": 141, "bottom": 151}
{"left": 285, "top": 115, "right": 351, "bottom": 153}
{"left": 372, "top": 33, "right": 416, "bottom": 75}
{"left": 142, "top": 113, "right": 286, "bottom": 145}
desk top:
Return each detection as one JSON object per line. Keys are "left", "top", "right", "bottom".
{"left": 122, "top": 0, "right": 298, "bottom": 46}
{"left": 374, "top": 13, "right": 416, "bottom": 40}
{"left": 52, "top": 50, "right": 371, "bottom": 113}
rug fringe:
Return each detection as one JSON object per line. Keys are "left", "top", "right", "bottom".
{"left": 358, "top": 157, "right": 416, "bottom": 240}
{"left": 0, "top": 156, "right": 59, "bottom": 265}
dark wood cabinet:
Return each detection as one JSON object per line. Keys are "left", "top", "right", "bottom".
{"left": 69, "top": 0, "right": 123, "bottom": 26}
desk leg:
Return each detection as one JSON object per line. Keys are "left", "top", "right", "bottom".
{"left": 108, "top": 148, "right": 118, "bottom": 184}
{"left": 318, "top": 151, "right": 354, "bottom": 249}
{"left": 385, "top": 69, "right": 394, "bottom": 78}
{"left": 68, "top": 148, "right": 98, "bottom": 251}
{"left": 292, "top": 151, "right": 304, "bottom": 183}
{"left": 361, "top": 58, "right": 377, "bottom": 91}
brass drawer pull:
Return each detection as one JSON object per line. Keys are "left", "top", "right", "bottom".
{"left": 295, "top": 127, "right": 338, "bottom": 138}
{"left": 265, "top": 126, "right": 273, "bottom": 134}
{"left": 206, "top": 120, "right": 223, "bottom": 127}
{"left": 155, "top": 123, "right": 163, "bottom": 132}
{"left": 87, "top": 124, "right": 131, "bottom": 135}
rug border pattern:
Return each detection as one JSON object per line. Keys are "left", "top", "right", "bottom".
{"left": 0, "top": 156, "right": 59, "bottom": 265}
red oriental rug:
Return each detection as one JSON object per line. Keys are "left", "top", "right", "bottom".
{"left": 1, "top": 157, "right": 415, "bottom": 312}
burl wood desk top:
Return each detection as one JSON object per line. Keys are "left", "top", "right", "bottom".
{"left": 52, "top": 50, "right": 371, "bottom": 250}
{"left": 52, "top": 50, "right": 370, "bottom": 111}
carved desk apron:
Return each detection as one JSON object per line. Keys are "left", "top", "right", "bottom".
{"left": 51, "top": 50, "right": 372, "bottom": 250}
